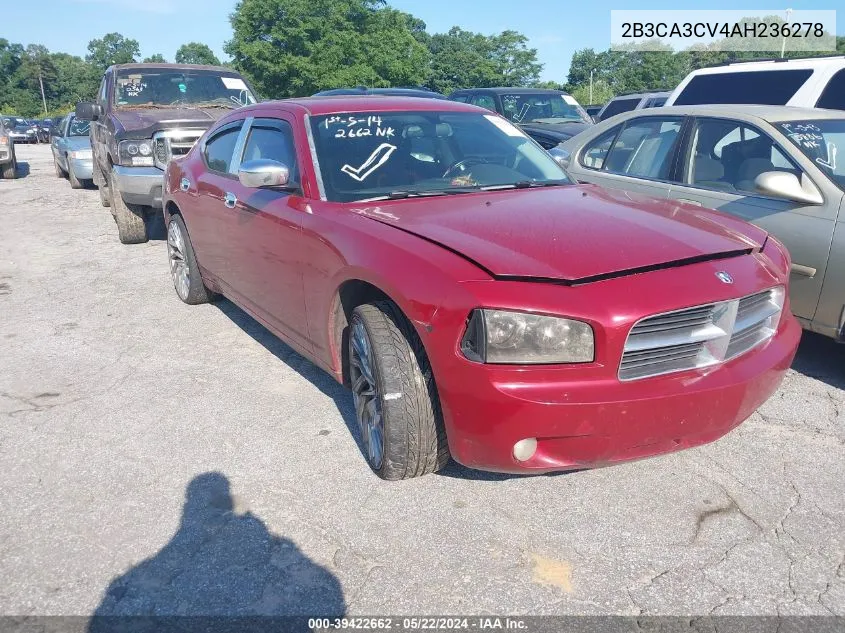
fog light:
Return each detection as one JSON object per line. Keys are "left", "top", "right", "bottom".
{"left": 513, "top": 438, "right": 537, "bottom": 462}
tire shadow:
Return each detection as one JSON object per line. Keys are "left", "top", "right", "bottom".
{"left": 14, "top": 161, "right": 30, "bottom": 178}
{"left": 791, "top": 330, "right": 845, "bottom": 390}
{"left": 214, "top": 299, "right": 573, "bottom": 481}
{"left": 88, "top": 472, "right": 345, "bottom": 632}
{"left": 212, "top": 298, "right": 364, "bottom": 451}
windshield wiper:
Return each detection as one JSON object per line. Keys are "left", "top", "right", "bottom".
{"left": 479, "top": 180, "right": 571, "bottom": 191}
{"left": 358, "top": 189, "right": 479, "bottom": 202}
{"left": 190, "top": 100, "right": 238, "bottom": 110}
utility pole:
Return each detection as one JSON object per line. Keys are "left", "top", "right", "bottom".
{"left": 38, "top": 70, "right": 48, "bottom": 117}
{"left": 780, "top": 8, "right": 793, "bottom": 57}
{"left": 589, "top": 69, "right": 594, "bottom": 104}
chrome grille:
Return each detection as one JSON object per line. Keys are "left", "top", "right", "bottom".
{"left": 619, "top": 287, "right": 784, "bottom": 381}
{"left": 152, "top": 129, "right": 205, "bottom": 169}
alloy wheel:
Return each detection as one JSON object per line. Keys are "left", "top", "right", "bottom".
{"left": 350, "top": 320, "right": 384, "bottom": 469}
{"left": 167, "top": 221, "right": 190, "bottom": 300}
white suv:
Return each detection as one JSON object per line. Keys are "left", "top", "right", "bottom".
{"left": 665, "top": 56, "right": 845, "bottom": 111}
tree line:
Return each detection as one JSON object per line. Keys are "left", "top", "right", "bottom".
{"left": 2, "top": 0, "right": 844, "bottom": 117}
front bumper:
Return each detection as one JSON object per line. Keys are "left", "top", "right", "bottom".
{"left": 69, "top": 157, "right": 93, "bottom": 181}
{"left": 0, "top": 147, "right": 10, "bottom": 162}
{"left": 421, "top": 241, "right": 800, "bottom": 474}
{"left": 440, "top": 315, "right": 800, "bottom": 473}
{"left": 111, "top": 165, "right": 164, "bottom": 208}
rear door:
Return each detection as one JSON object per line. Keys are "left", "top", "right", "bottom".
{"left": 666, "top": 116, "right": 840, "bottom": 321}
{"left": 570, "top": 115, "right": 685, "bottom": 200}
{"left": 188, "top": 120, "right": 246, "bottom": 285}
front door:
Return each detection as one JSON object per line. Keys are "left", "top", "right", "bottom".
{"left": 666, "top": 117, "right": 840, "bottom": 322}
{"left": 221, "top": 116, "right": 310, "bottom": 352}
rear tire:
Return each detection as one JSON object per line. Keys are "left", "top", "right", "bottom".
{"left": 349, "top": 301, "right": 449, "bottom": 480}
{"left": 108, "top": 170, "right": 147, "bottom": 244}
{"left": 166, "top": 214, "right": 214, "bottom": 305}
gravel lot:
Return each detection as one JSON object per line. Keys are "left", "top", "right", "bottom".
{"left": 1, "top": 144, "right": 844, "bottom": 619}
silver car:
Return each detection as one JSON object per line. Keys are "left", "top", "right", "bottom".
{"left": 51, "top": 115, "right": 93, "bottom": 189}
{"left": 559, "top": 105, "right": 845, "bottom": 341}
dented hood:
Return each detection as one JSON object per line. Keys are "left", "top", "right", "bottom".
{"left": 354, "top": 185, "right": 767, "bottom": 282}
{"left": 112, "top": 107, "right": 225, "bottom": 139}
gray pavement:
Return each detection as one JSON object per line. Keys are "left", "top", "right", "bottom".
{"left": 1, "top": 144, "right": 843, "bottom": 617}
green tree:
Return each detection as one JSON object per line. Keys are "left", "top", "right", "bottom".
{"left": 175, "top": 43, "right": 220, "bottom": 66}
{"left": 86, "top": 33, "right": 139, "bottom": 72}
{"left": 426, "top": 27, "right": 542, "bottom": 94}
{"left": 143, "top": 53, "right": 167, "bottom": 63}
{"left": 226, "top": 0, "right": 430, "bottom": 98}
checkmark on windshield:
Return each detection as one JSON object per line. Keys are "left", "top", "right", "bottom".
{"left": 341, "top": 143, "right": 397, "bottom": 182}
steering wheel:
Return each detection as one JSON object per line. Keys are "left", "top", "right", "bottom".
{"left": 443, "top": 157, "right": 489, "bottom": 179}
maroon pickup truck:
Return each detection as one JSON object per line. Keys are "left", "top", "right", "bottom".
{"left": 76, "top": 63, "right": 258, "bottom": 244}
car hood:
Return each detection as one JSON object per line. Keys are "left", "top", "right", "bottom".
{"left": 353, "top": 185, "right": 767, "bottom": 282}
{"left": 112, "top": 107, "right": 229, "bottom": 138}
{"left": 520, "top": 121, "right": 589, "bottom": 137}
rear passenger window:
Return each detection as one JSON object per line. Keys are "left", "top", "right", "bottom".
{"left": 580, "top": 126, "right": 621, "bottom": 169}
{"left": 602, "top": 117, "right": 683, "bottom": 179}
{"left": 241, "top": 122, "right": 298, "bottom": 181}
{"left": 674, "top": 69, "right": 813, "bottom": 106}
{"left": 204, "top": 126, "right": 242, "bottom": 174}
{"left": 599, "top": 98, "right": 640, "bottom": 120}
{"left": 816, "top": 69, "right": 845, "bottom": 110}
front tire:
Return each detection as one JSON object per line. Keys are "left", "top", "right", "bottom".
{"left": 166, "top": 214, "right": 214, "bottom": 305}
{"left": 349, "top": 301, "right": 449, "bottom": 480}
{"left": 68, "top": 161, "right": 83, "bottom": 189}
{"left": 54, "top": 156, "right": 67, "bottom": 178}
{"left": 1, "top": 157, "right": 15, "bottom": 179}
{"left": 108, "top": 170, "right": 147, "bottom": 244}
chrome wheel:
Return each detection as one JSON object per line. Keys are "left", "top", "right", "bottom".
{"left": 167, "top": 220, "right": 190, "bottom": 300}
{"left": 350, "top": 319, "right": 384, "bottom": 469}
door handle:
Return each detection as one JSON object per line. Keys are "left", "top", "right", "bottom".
{"left": 676, "top": 198, "right": 702, "bottom": 206}
{"left": 180, "top": 177, "right": 190, "bottom": 192}
{"left": 224, "top": 192, "right": 237, "bottom": 208}
{"left": 790, "top": 263, "right": 817, "bottom": 278}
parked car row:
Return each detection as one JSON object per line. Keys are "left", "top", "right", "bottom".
{"left": 29, "top": 55, "right": 844, "bottom": 480}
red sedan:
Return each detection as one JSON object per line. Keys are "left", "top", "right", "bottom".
{"left": 162, "top": 97, "right": 800, "bottom": 479}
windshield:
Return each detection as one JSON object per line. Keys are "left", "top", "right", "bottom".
{"left": 500, "top": 93, "right": 590, "bottom": 124}
{"left": 113, "top": 69, "right": 257, "bottom": 109}
{"left": 68, "top": 118, "right": 90, "bottom": 137}
{"left": 777, "top": 120, "right": 845, "bottom": 190}
{"left": 310, "top": 111, "right": 571, "bottom": 203}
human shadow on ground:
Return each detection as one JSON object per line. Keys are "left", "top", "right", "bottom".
{"left": 88, "top": 472, "right": 345, "bottom": 633}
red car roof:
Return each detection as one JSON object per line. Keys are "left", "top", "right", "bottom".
{"left": 246, "top": 96, "right": 482, "bottom": 117}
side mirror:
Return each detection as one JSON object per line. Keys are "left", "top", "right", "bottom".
{"left": 75, "top": 102, "right": 102, "bottom": 121}
{"left": 238, "top": 159, "right": 290, "bottom": 188}
{"left": 754, "top": 171, "right": 823, "bottom": 206}
{"left": 549, "top": 146, "right": 571, "bottom": 169}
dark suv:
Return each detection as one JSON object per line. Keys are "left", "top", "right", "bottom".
{"left": 448, "top": 87, "right": 592, "bottom": 149}
{"left": 76, "top": 63, "right": 258, "bottom": 243}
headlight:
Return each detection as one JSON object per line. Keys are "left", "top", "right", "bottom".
{"left": 69, "top": 149, "right": 92, "bottom": 159}
{"left": 461, "top": 309, "right": 594, "bottom": 364}
{"left": 0, "top": 136, "right": 8, "bottom": 146}
{"left": 118, "top": 140, "right": 154, "bottom": 166}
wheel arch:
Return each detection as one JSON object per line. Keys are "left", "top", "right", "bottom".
{"left": 329, "top": 278, "right": 435, "bottom": 388}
